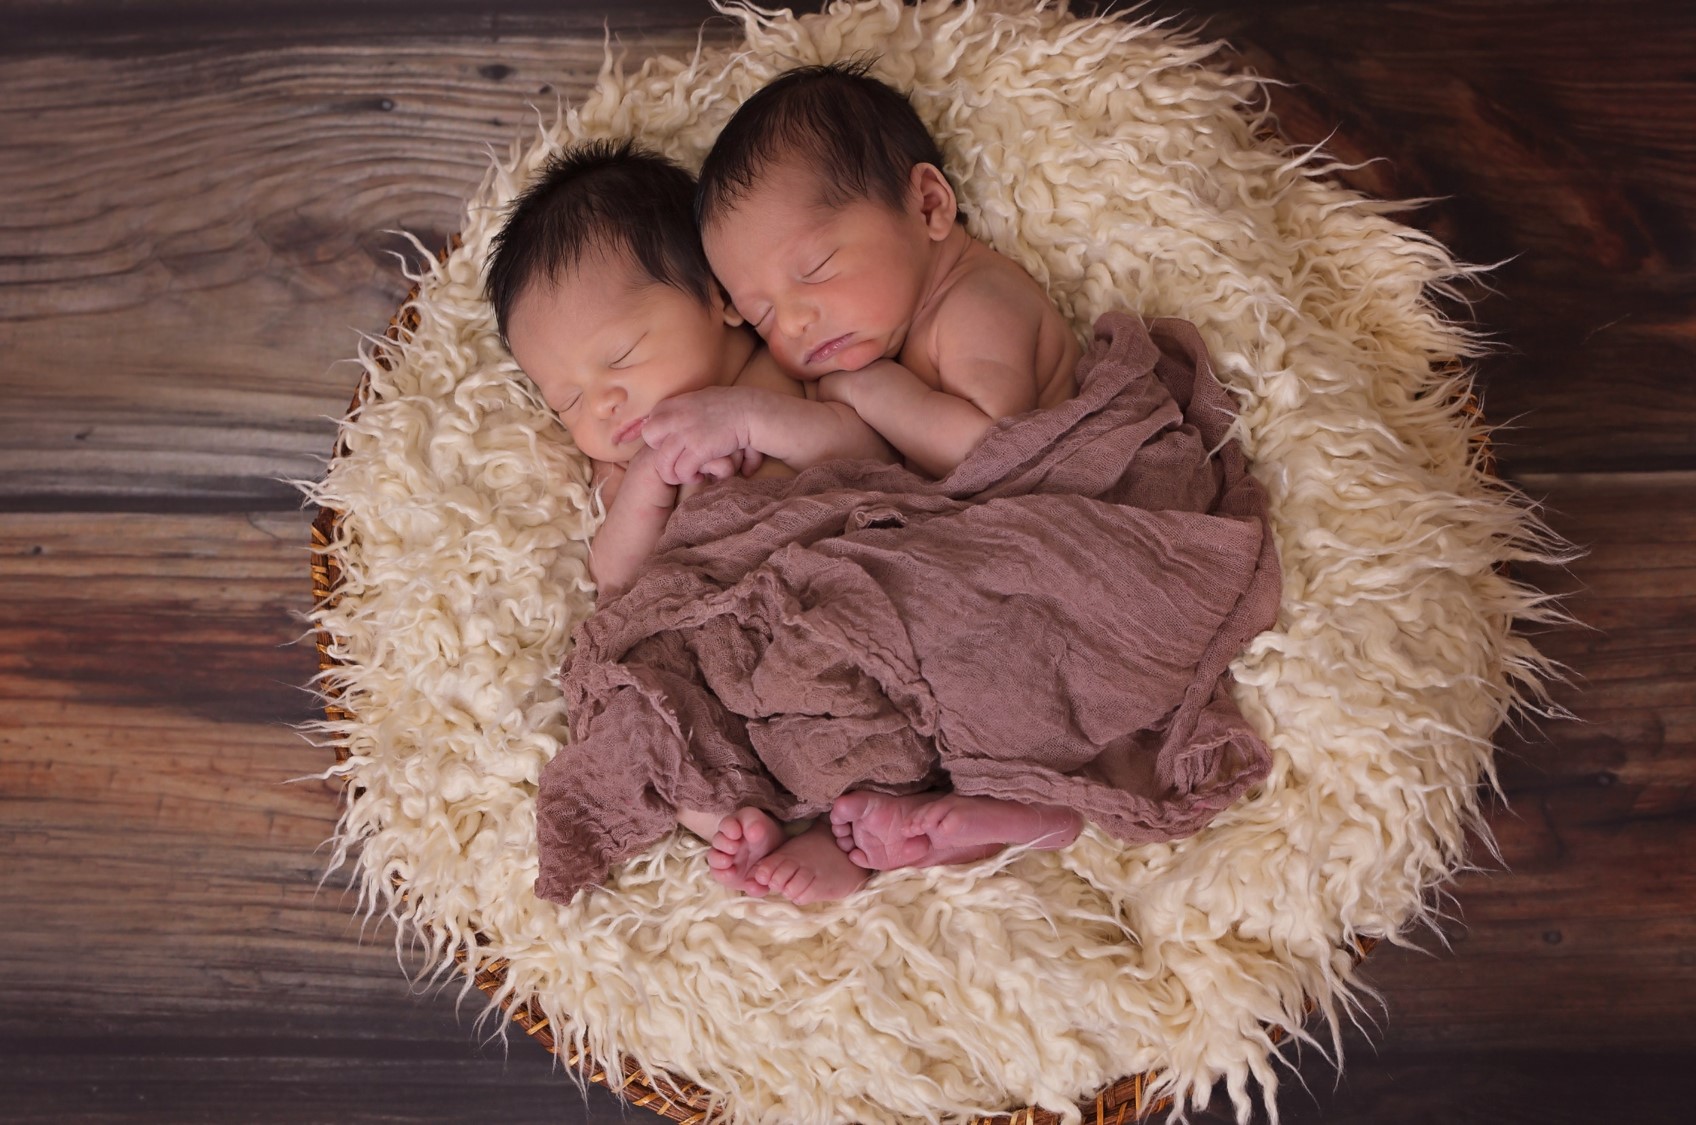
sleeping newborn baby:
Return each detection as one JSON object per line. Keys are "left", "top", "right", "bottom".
{"left": 657, "top": 62, "right": 1089, "bottom": 886}
{"left": 485, "top": 141, "right": 891, "bottom": 901}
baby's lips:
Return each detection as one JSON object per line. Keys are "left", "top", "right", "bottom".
{"left": 612, "top": 415, "right": 648, "bottom": 446}
{"left": 805, "top": 333, "right": 852, "bottom": 368}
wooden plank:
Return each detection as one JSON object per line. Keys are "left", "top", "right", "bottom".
{"left": 3, "top": 2, "right": 1692, "bottom": 506}
{"left": 1208, "top": 1, "right": 1696, "bottom": 475}
{"left": 1, "top": 475, "right": 1692, "bottom": 1114}
{"left": 2, "top": 0, "right": 816, "bottom": 55}
{"left": 0, "top": 510, "right": 625, "bottom": 1120}
{"left": 1199, "top": 1050, "right": 1696, "bottom": 1124}
{"left": 1, "top": 1040, "right": 620, "bottom": 1124}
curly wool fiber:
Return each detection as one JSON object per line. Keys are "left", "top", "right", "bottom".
{"left": 303, "top": 2, "right": 1566, "bottom": 1122}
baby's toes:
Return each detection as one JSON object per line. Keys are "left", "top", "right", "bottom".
{"left": 756, "top": 856, "right": 796, "bottom": 891}
{"left": 706, "top": 849, "right": 737, "bottom": 871}
{"left": 830, "top": 792, "right": 871, "bottom": 825}
{"left": 779, "top": 870, "right": 817, "bottom": 904}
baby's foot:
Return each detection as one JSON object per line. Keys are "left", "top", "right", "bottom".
{"left": 829, "top": 791, "right": 948, "bottom": 869}
{"left": 706, "top": 807, "right": 785, "bottom": 897}
{"left": 751, "top": 820, "right": 870, "bottom": 905}
{"left": 909, "top": 794, "right": 1083, "bottom": 856}
{"left": 830, "top": 791, "right": 1082, "bottom": 871}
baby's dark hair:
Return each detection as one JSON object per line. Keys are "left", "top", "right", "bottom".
{"left": 484, "top": 139, "right": 714, "bottom": 347}
{"left": 695, "top": 59, "right": 954, "bottom": 226}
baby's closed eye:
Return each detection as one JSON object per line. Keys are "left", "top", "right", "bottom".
{"left": 803, "top": 251, "right": 835, "bottom": 281}
{"left": 610, "top": 337, "right": 643, "bottom": 367}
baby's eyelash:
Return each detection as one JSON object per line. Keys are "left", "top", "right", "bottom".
{"left": 803, "top": 252, "right": 836, "bottom": 279}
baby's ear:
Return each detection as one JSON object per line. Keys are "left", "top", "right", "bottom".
{"left": 713, "top": 280, "right": 745, "bottom": 327}
{"left": 910, "top": 163, "right": 957, "bottom": 241}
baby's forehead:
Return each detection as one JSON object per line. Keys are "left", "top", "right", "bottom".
{"left": 526, "top": 244, "right": 652, "bottom": 303}
{"left": 510, "top": 252, "right": 696, "bottom": 335}
{"left": 708, "top": 155, "right": 857, "bottom": 226}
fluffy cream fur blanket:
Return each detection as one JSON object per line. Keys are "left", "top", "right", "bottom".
{"left": 304, "top": 2, "right": 1565, "bottom": 1121}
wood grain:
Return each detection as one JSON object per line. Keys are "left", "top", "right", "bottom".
{"left": 2, "top": 0, "right": 805, "bottom": 55}
{"left": 2, "top": 478, "right": 1691, "bottom": 1117}
{"left": 3, "top": 1, "right": 1691, "bottom": 506}
{"left": 4, "top": 1, "right": 1693, "bottom": 1121}
{"left": 1201, "top": 1050, "right": 1696, "bottom": 1124}
{"left": 1208, "top": 1, "right": 1696, "bottom": 475}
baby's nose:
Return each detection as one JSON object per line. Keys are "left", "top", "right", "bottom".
{"left": 590, "top": 384, "right": 626, "bottom": 419}
{"left": 775, "top": 301, "right": 816, "bottom": 339}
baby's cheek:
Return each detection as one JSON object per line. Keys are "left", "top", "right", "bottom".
{"left": 769, "top": 345, "right": 812, "bottom": 379}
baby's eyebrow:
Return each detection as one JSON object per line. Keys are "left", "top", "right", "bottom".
{"left": 787, "top": 231, "right": 826, "bottom": 263}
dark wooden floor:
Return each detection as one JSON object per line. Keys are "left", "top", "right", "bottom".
{"left": 2, "top": 2, "right": 1692, "bottom": 1122}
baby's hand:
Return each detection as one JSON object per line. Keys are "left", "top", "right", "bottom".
{"left": 642, "top": 387, "right": 764, "bottom": 486}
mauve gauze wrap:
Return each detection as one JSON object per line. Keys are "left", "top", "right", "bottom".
{"left": 535, "top": 313, "right": 1280, "bottom": 904}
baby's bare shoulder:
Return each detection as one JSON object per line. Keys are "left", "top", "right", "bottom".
{"left": 930, "top": 246, "right": 1057, "bottom": 353}
{"left": 931, "top": 241, "right": 1079, "bottom": 408}
{"left": 940, "top": 245, "right": 1055, "bottom": 328}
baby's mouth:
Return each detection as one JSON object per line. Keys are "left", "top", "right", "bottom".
{"left": 612, "top": 416, "right": 647, "bottom": 446}
{"left": 805, "top": 333, "right": 853, "bottom": 367}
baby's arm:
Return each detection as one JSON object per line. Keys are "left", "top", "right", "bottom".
{"left": 587, "top": 446, "right": 677, "bottom": 598}
{"left": 818, "top": 359, "right": 1027, "bottom": 479}
{"left": 820, "top": 284, "right": 1044, "bottom": 478}
{"left": 642, "top": 381, "right": 893, "bottom": 486}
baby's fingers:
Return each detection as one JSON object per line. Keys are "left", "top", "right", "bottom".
{"left": 647, "top": 439, "right": 692, "bottom": 487}
{"left": 698, "top": 455, "right": 737, "bottom": 482}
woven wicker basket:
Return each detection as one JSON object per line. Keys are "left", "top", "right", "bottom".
{"left": 305, "top": 263, "right": 1430, "bottom": 1123}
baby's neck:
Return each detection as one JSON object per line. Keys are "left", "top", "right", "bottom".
{"left": 912, "top": 223, "right": 980, "bottom": 323}
{"left": 716, "top": 323, "right": 760, "bottom": 388}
